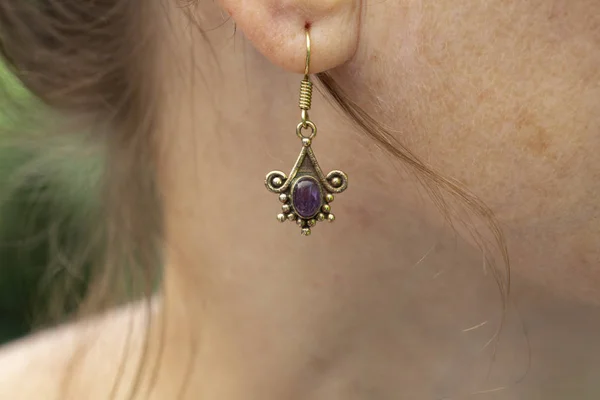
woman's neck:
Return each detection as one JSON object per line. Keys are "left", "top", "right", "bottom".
{"left": 146, "top": 4, "right": 600, "bottom": 399}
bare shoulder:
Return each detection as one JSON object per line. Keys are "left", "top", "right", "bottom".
{"left": 0, "top": 302, "right": 152, "bottom": 400}
{"left": 0, "top": 320, "right": 84, "bottom": 400}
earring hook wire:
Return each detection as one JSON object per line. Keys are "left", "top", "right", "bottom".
{"left": 304, "top": 29, "right": 311, "bottom": 76}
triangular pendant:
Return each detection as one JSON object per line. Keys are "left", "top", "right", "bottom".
{"left": 266, "top": 141, "right": 348, "bottom": 236}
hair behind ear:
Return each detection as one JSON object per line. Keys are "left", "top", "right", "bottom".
{"left": 0, "top": 1, "right": 165, "bottom": 397}
{"left": 317, "top": 71, "right": 510, "bottom": 307}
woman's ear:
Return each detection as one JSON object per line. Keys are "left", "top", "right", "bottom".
{"left": 218, "top": 0, "right": 361, "bottom": 74}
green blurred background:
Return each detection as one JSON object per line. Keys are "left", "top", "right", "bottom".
{"left": 0, "top": 64, "right": 99, "bottom": 344}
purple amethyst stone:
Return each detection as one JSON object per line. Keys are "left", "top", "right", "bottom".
{"left": 292, "top": 177, "right": 322, "bottom": 219}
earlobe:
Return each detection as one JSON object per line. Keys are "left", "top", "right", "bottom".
{"left": 219, "top": 0, "right": 361, "bottom": 74}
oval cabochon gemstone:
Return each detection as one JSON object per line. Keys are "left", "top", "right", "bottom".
{"left": 292, "top": 177, "right": 323, "bottom": 219}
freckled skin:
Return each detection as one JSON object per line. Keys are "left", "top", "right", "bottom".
{"left": 154, "top": 2, "right": 600, "bottom": 397}
{"left": 2, "top": 1, "right": 600, "bottom": 400}
{"left": 343, "top": 0, "right": 600, "bottom": 303}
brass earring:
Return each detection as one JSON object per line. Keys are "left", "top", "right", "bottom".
{"left": 265, "top": 29, "right": 348, "bottom": 236}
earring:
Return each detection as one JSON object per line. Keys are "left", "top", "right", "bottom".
{"left": 265, "top": 29, "right": 348, "bottom": 236}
